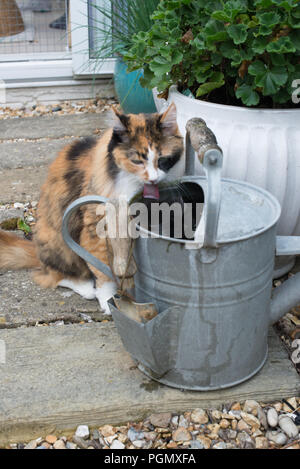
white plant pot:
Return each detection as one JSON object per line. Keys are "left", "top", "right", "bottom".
{"left": 153, "top": 86, "right": 300, "bottom": 238}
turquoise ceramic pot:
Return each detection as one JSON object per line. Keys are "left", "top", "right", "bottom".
{"left": 114, "top": 58, "right": 156, "bottom": 114}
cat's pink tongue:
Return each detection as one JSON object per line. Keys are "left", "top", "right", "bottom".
{"left": 143, "top": 183, "right": 159, "bottom": 200}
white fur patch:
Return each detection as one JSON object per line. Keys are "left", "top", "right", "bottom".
{"left": 95, "top": 281, "right": 117, "bottom": 315}
{"left": 114, "top": 171, "right": 143, "bottom": 202}
{"left": 146, "top": 147, "right": 165, "bottom": 183}
{"left": 58, "top": 279, "right": 96, "bottom": 300}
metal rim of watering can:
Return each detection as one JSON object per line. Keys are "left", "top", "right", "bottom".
{"left": 132, "top": 175, "right": 281, "bottom": 246}
{"left": 61, "top": 195, "right": 114, "bottom": 280}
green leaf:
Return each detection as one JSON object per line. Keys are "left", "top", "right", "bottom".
{"left": 226, "top": 24, "right": 248, "bottom": 44}
{"left": 196, "top": 72, "right": 225, "bottom": 97}
{"left": 291, "top": 30, "right": 300, "bottom": 49}
{"left": 266, "top": 36, "right": 296, "bottom": 53}
{"left": 212, "top": 10, "right": 232, "bottom": 22}
{"left": 17, "top": 219, "right": 32, "bottom": 235}
{"left": 204, "top": 20, "right": 228, "bottom": 43}
{"left": 249, "top": 61, "right": 288, "bottom": 95}
{"left": 257, "top": 12, "right": 281, "bottom": 28}
{"left": 272, "top": 0, "right": 297, "bottom": 11}
{"left": 235, "top": 83, "right": 260, "bottom": 106}
{"left": 252, "top": 37, "right": 269, "bottom": 53}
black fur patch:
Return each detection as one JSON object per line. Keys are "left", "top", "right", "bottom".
{"left": 145, "top": 115, "right": 161, "bottom": 142}
{"left": 106, "top": 131, "right": 122, "bottom": 180}
{"left": 158, "top": 148, "right": 182, "bottom": 172}
{"left": 40, "top": 248, "right": 87, "bottom": 277}
{"left": 61, "top": 167, "right": 85, "bottom": 243}
{"left": 66, "top": 137, "right": 97, "bottom": 161}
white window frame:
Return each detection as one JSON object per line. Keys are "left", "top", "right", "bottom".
{"left": 70, "top": 0, "right": 115, "bottom": 77}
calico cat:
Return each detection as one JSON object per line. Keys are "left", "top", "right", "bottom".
{"left": 0, "top": 103, "right": 184, "bottom": 313}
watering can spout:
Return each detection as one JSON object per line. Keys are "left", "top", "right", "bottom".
{"left": 270, "top": 236, "right": 300, "bottom": 325}
{"left": 270, "top": 271, "right": 300, "bottom": 324}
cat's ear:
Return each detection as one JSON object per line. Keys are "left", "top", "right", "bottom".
{"left": 159, "top": 103, "right": 178, "bottom": 135}
{"left": 112, "top": 106, "right": 129, "bottom": 133}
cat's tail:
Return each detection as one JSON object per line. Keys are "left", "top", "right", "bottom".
{"left": 0, "top": 230, "right": 40, "bottom": 270}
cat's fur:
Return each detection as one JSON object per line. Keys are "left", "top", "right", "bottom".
{"left": 0, "top": 103, "right": 184, "bottom": 313}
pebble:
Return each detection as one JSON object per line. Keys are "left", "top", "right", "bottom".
{"left": 66, "top": 442, "right": 77, "bottom": 449}
{"left": 219, "top": 419, "right": 230, "bottom": 429}
{"left": 171, "top": 415, "right": 179, "bottom": 426}
{"left": 13, "top": 202, "right": 24, "bottom": 209}
{"left": 149, "top": 412, "right": 172, "bottom": 428}
{"left": 256, "top": 406, "right": 268, "bottom": 430}
{"left": 190, "top": 440, "right": 205, "bottom": 449}
{"left": 236, "top": 431, "right": 255, "bottom": 449}
{"left": 237, "top": 419, "right": 251, "bottom": 433}
{"left": 283, "top": 397, "right": 298, "bottom": 413}
{"left": 178, "top": 415, "right": 188, "bottom": 428}
{"left": 196, "top": 435, "right": 211, "bottom": 449}
{"left": 132, "top": 440, "right": 145, "bottom": 448}
{"left": 128, "top": 427, "right": 144, "bottom": 442}
{"left": 231, "top": 402, "right": 241, "bottom": 411}
{"left": 190, "top": 408, "right": 208, "bottom": 424}
{"left": 110, "top": 440, "right": 125, "bottom": 449}
{"left": 100, "top": 425, "right": 115, "bottom": 437}
{"left": 45, "top": 435, "right": 57, "bottom": 444}
{"left": 72, "top": 436, "right": 90, "bottom": 449}
{"left": 240, "top": 412, "right": 260, "bottom": 430}
{"left": 10, "top": 397, "right": 300, "bottom": 450}
{"left": 172, "top": 427, "right": 192, "bottom": 442}
{"left": 212, "top": 442, "right": 227, "bottom": 449}
{"left": 243, "top": 400, "right": 260, "bottom": 414}
{"left": 278, "top": 415, "right": 299, "bottom": 438}
{"left": 24, "top": 440, "right": 37, "bottom": 449}
{"left": 144, "top": 431, "right": 157, "bottom": 442}
{"left": 211, "top": 410, "right": 222, "bottom": 421}
{"left": 255, "top": 436, "right": 269, "bottom": 449}
{"left": 53, "top": 440, "right": 66, "bottom": 449}
{"left": 75, "top": 425, "right": 90, "bottom": 440}
{"left": 267, "top": 408, "right": 279, "bottom": 427}
{"left": 266, "top": 431, "right": 288, "bottom": 446}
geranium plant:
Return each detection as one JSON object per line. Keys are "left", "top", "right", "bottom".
{"left": 123, "top": 0, "right": 300, "bottom": 107}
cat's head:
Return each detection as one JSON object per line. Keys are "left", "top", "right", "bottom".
{"left": 108, "top": 103, "right": 184, "bottom": 184}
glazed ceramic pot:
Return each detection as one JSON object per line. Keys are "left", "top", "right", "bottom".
{"left": 114, "top": 58, "right": 156, "bottom": 114}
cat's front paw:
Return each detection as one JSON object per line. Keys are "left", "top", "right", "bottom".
{"left": 95, "top": 281, "right": 117, "bottom": 315}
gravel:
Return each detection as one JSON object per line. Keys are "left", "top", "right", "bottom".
{"left": 5, "top": 399, "right": 300, "bottom": 450}
{"left": 0, "top": 99, "right": 117, "bottom": 121}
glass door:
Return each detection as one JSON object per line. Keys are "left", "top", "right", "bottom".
{"left": 70, "top": 0, "right": 115, "bottom": 77}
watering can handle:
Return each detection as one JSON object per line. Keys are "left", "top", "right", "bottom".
{"left": 185, "top": 118, "right": 223, "bottom": 248}
{"left": 61, "top": 195, "right": 114, "bottom": 280}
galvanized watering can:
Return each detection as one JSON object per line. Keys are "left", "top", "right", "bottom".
{"left": 62, "top": 118, "right": 300, "bottom": 391}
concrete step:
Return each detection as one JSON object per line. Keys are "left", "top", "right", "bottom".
{"left": 0, "top": 111, "right": 114, "bottom": 141}
{"left": 0, "top": 270, "right": 104, "bottom": 328}
{"left": 0, "top": 167, "right": 47, "bottom": 203}
{"left": 0, "top": 324, "right": 298, "bottom": 445}
{"left": 0, "top": 139, "right": 73, "bottom": 170}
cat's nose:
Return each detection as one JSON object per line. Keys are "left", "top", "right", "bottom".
{"left": 148, "top": 178, "right": 159, "bottom": 184}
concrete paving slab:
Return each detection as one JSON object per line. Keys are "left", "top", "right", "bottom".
{"left": 0, "top": 270, "right": 104, "bottom": 328}
{"left": 0, "top": 112, "right": 114, "bottom": 141}
{"left": 0, "top": 139, "right": 74, "bottom": 170}
{"left": 0, "top": 167, "right": 47, "bottom": 203}
{"left": 0, "top": 323, "right": 298, "bottom": 445}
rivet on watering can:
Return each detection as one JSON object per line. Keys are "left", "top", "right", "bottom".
{"left": 208, "top": 154, "right": 218, "bottom": 165}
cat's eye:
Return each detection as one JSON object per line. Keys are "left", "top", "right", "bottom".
{"left": 158, "top": 157, "right": 175, "bottom": 171}
{"left": 132, "top": 159, "right": 144, "bottom": 165}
